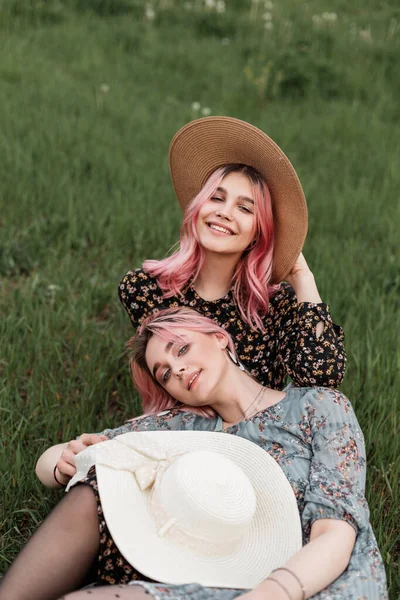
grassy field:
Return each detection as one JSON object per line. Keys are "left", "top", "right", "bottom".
{"left": 0, "top": 0, "right": 399, "bottom": 596}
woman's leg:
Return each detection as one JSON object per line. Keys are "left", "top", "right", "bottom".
{"left": 0, "top": 485, "right": 100, "bottom": 600}
{"left": 60, "top": 585, "right": 150, "bottom": 600}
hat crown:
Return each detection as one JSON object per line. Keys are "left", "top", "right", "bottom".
{"left": 160, "top": 450, "right": 257, "bottom": 544}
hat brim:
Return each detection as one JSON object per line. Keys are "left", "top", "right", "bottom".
{"left": 169, "top": 116, "right": 308, "bottom": 284}
{"left": 97, "top": 430, "right": 302, "bottom": 589}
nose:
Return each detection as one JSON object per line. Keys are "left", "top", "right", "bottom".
{"left": 172, "top": 364, "right": 187, "bottom": 379}
{"left": 215, "top": 208, "right": 233, "bottom": 221}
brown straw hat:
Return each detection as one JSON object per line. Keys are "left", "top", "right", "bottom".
{"left": 169, "top": 116, "right": 308, "bottom": 283}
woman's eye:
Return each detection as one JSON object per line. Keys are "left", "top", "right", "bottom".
{"left": 239, "top": 205, "right": 253, "bottom": 214}
{"left": 211, "top": 196, "right": 224, "bottom": 202}
{"left": 178, "top": 345, "right": 189, "bottom": 356}
{"left": 162, "top": 369, "right": 171, "bottom": 383}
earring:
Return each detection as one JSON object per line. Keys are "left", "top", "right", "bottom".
{"left": 226, "top": 348, "right": 246, "bottom": 371}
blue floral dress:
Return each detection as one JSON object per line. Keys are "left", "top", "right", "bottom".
{"left": 83, "top": 387, "right": 387, "bottom": 599}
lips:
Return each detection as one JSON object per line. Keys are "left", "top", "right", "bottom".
{"left": 206, "top": 221, "right": 236, "bottom": 235}
{"left": 187, "top": 370, "right": 201, "bottom": 390}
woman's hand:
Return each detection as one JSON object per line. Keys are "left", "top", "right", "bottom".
{"left": 55, "top": 433, "right": 107, "bottom": 485}
{"left": 286, "top": 252, "right": 314, "bottom": 287}
{"left": 285, "top": 253, "right": 323, "bottom": 306}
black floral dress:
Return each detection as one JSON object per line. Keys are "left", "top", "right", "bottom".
{"left": 118, "top": 268, "right": 346, "bottom": 389}
{"left": 76, "top": 388, "right": 387, "bottom": 599}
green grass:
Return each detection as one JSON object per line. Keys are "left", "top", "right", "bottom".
{"left": 0, "top": 0, "right": 399, "bottom": 596}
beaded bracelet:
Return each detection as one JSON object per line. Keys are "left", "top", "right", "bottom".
{"left": 271, "top": 567, "right": 306, "bottom": 600}
{"left": 53, "top": 465, "right": 67, "bottom": 487}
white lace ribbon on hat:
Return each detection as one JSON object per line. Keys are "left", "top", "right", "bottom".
{"left": 67, "top": 437, "right": 243, "bottom": 557}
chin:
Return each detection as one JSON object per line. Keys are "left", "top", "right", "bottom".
{"left": 200, "top": 239, "right": 242, "bottom": 255}
{"left": 183, "top": 394, "right": 210, "bottom": 409}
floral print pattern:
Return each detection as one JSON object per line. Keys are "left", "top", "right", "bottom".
{"left": 118, "top": 269, "right": 346, "bottom": 389}
{"left": 78, "top": 387, "right": 387, "bottom": 599}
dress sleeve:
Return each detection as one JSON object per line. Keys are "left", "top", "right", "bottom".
{"left": 301, "top": 390, "right": 369, "bottom": 534}
{"left": 97, "top": 410, "right": 192, "bottom": 439}
{"left": 273, "top": 283, "right": 347, "bottom": 387}
{"left": 118, "top": 268, "right": 165, "bottom": 329}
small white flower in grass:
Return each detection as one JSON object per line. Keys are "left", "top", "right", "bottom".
{"left": 145, "top": 4, "right": 155, "bottom": 20}
{"left": 359, "top": 28, "right": 372, "bottom": 42}
{"left": 216, "top": 0, "right": 225, "bottom": 13}
{"left": 100, "top": 83, "right": 110, "bottom": 93}
{"left": 312, "top": 14, "right": 322, "bottom": 26}
{"left": 184, "top": 1, "right": 192, "bottom": 8}
{"left": 48, "top": 285, "right": 61, "bottom": 292}
{"left": 322, "top": 12, "right": 337, "bottom": 22}
{"left": 264, "top": 21, "right": 273, "bottom": 30}
{"left": 264, "top": 0, "right": 273, "bottom": 9}
{"left": 221, "top": 37, "right": 230, "bottom": 45}
{"left": 191, "top": 102, "right": 201, "bottom": 111}
{"left": 205, "top": 0, "right": 216, "bottom": 8}
{"left": 263, "top": 11, "right": 272, "bottom": 20}
{"left": 201, "top": 107, "right": 211, "bottom": 116}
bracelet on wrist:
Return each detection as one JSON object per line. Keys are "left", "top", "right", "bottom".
{"left": 271, "top": 567, "right": 306, "bottom": 600}
{"left": 267, "top": 576, "right": 293, "bottom": 600}
{"left": 53, "top": 465, "right": 67, "bottom": 488}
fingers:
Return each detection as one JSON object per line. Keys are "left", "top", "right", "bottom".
{"left": 56, "top": 434, "right": 108, "bottom": 480}
{"left": 57, "top": 449, "right": 79, "bottom": 478}
{"left": 79, "top": 433, "right": 108, "bottom": 446}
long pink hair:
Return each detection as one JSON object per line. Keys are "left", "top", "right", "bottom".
{"left": 143, "top": 164, "right": 278, "bottom": 331}
{"left": 128, "top": 307, "right": 236, "bottom": 418}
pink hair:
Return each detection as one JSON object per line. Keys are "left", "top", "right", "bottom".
{"left": 143, "top": 164, "right": 279, "bottom": 331}
{"left": 128, "top": 307, "right": 236, "bottom": 418}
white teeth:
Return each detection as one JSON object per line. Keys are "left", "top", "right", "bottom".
{"left": 209, "top": 224, "right": 232, "bottom": 234}
{"left": 188, "top": 372, "right": 199, "bottom": 389}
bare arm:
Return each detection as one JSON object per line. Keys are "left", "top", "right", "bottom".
{"left": 285, "top": 253, "right": 324, "bottom": 337}
{"left": 35, "top": 434, "right": 107, "bottom": 489}
{"left": 241, "top": 518, "right": 356, "bottom": 600}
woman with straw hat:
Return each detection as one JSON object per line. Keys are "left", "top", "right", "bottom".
{"left": 119, "top": 116, "right": 346, "bottom": 391}
{"left": 2, "top": 308, "right": 386, "bottom": 600}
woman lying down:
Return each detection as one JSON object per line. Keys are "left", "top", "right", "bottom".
{"left": 0, "top": 308, "right": 387, "bottom": 600}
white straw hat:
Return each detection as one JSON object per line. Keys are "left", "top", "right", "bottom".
{"left": 68, "top": 430, "right": 302, "bottom": 589}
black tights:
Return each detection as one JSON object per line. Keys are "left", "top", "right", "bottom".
{"left": 0, "top": 486, "right": 104, "bottom": 600}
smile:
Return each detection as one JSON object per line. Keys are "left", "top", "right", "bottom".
{"left": 207, "top": 222, "right": 235, "bottom": 235}
{"left": 187, "top": 370, "right": 201, "bottom": 390}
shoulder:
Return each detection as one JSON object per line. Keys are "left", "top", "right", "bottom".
{"left": 99, "top": 410, "right": 218, "bottom": 438}
{"left": 118, "top": 268, "right": 165, "bottom": 326}
{"left": 127, "top": 408, "right": 188, "bottom": 431}
{"left": 129, "top": 408, "right": 216, "bottom": 432}
{"left": 118, "top": 268, "right": 160, "bottom": 295}
{"left": 292, "top": 387, "right": 358, "bottom": 425}
{"left": 97, "top": 411, "right": 179, "bottom": 438}
{"left": 292, "top": 386, "right": 350, "bottom": 406}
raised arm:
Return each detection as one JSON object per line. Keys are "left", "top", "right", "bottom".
{"left": 272, "top": 257, "right": 346, "bottom": 387}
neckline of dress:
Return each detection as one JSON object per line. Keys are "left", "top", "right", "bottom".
{"left": 214, "top": 387, "right": 293, "bottom": 433}
{"left": 185, "top": 280, "right": 233, "bottom": 305}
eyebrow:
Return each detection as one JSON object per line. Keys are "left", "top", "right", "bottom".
{"left": 216, "top": 186, "right": 254, "bottom": 205}
{"left": 152, "top": 341, "right": 174, "bottom": 379}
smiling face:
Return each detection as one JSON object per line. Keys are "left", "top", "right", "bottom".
{"left": 145, "top": 329, "right": 229, "bottom": 407}
{"left": 196, "top": 171, "right": 256, "bottom": 258}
